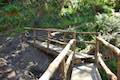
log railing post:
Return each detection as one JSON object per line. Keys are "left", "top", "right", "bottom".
{"left": 117, "top": 56, "right": 120, "bottom": 80}
{"left": 73, "top": 32, "right": 76, "bottom": 54}
{"left": 95, "top": 37, "right": 99, "bottom": 66}
{"left": 33, "top": 28, "right": 36, "bottom": 47}
{"left": 20, "top": 32, "right": 24, "bottom": 50}
{"left": 64, "top": 32, "right": 76, "bottom": 80}
{"left": 59, "top": 59, "right": 65, "bottom": 80}
{"left": 47, "top": 31, "right": 51, "bottom": 49}
{"left": 63, "top": 32, "right": 67, "bottom": 47}
{"left": 39, "top": 39, "right": 75, "bottom": 80}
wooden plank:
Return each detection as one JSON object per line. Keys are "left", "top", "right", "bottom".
{"left": 71, "top": 63, "right": 102, "bottom": 80}
{"left": 98, "top": 54, "right": 117, "bottom": 80}
{"left": 39, "top": 39, "right": 75, "bottom": 80}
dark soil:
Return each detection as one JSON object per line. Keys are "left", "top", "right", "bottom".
{"left": 0, "top": 31, "right": 61, "bottom": 80}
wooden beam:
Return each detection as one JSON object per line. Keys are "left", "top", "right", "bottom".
{"left": 59, "top": 59, "right": 66, "bottom": 80}
{"left": 60, "top": 39, "right": 95, "bottom": 45}
{"left": 65, "top": 52, "right": 74, "bottom": 80}
{"left": 33, "top": 28, "right": 36, "bottom": 47}
{"left": 48, "top": 39, "right": 67, "bottom": 45}
{"left": 39, "top": 39, "right": 75, "bottom": 80}
{"left": 98, "top": 54, "right": 117, "bottom": 80}
{"left": 24, "top": 27, "right": 98, "bottom": 35}
{"left": 95, "top": 38, "right": 99, "bottom": 65}
{"left": 27, "top": 40, "right": 59, "bottom": 57}
{"left": 47, "top": 31, "right": 51, "bottom": 49}
{"left": 77, "top": 41, "right": 96, "bottom": 45}
{"left": 97, "top": 37, "right": 120, "bottom": 56}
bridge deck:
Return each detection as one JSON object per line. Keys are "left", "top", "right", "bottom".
{"left": 28, "top": 40, "right": 102, "bottom": 80}
{"left": 71, "top": 63, "right": 102, "bottom": 80}
{"left": 28, "top": 40, "right": 94, "bottom": 58}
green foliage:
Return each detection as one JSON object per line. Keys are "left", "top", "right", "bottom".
{"left": 0, "top": 0, "right": 119, "bottom": 36}
{"left": 95, "top": 14, "right": 120, "bottom": 33}
{"left": 3, "top": 4, "right": 20, "bottom": 13}
{"left": 105, "top": 57, "right": 117, "bottom": 73}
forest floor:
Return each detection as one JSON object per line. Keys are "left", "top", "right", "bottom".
{"left": 0, "top": 31, "right": 61, "bottom": 80}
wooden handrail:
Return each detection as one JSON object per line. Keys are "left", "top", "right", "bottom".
{"left": 65, "top": 52, "right": 74, "bottom": 80}
{"left": 24, "top": 27, "right": 98, "bottom": 35}
{"left": 97, "top": 37, "right": 120, "bottom": 56}
{"left": 48, "top": 39, "right": 67, "bottom": 45}
{"left": 97, "top": 37, "right": 120, "bottom": 80}
{"left": 60, "top": 39, "right": 96, "bottom": 44}
{"left": 24, "top": 28, "right": 119, "bottom": 79}
{"left": 97, "top": 54, "right": 117, "bottom": 80}
{"left": 39, "top": 39, "right": 76, "bottom": 80}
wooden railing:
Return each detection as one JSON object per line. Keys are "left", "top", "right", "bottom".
{"left": 24, "top": 27, "right": 120, "bottom": 80}
{"left": 96, "top": 37, "right": 120, "bottom": 80}
{"left": 39, "top": 39, "right": 76, "bottom": 80}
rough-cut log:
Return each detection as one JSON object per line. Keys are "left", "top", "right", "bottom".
{"left": 97, "top": 37, "right": 120, "bottom": 56}
{"left": 39, "top": 39, "right": 75, "bottom": 80}
{"left": 24, "top": 27, "right": 98, "bottom": 35}
{"left": 48, "top": 39, "right": 67, "bottom": 45}
{"left": 95, "top": 37, "right": 99, "bottom": 65}
{"left": 27, "top": 40, "right": 59, "bottom": 57}
{"left": 98, "top": 54, "right": 117, "bottom": 80}
{"left": 60, "top": 39, "right": 96, "bottom": 45}
{"left": 59, "top": 59, "right": 65, "bottom": 80}
{"left": 65, "top": 52, "right": 74, "bottom": 80}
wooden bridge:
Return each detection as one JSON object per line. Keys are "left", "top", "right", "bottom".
{"left": 22, "top": 27, "right": 120, "bottom": 80}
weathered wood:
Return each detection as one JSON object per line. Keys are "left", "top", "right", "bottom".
{"left": 97, "top": 37, "right": 120, "bottom": 80}
{"left": 27, "top": 40, "right": 60, "bottom": 56}
{"left": 73, "top": 32, "right": 76, "bottom": 53}
{"left": 97, "top": 37, "right": 120, "bottom": 56}
{"left": 117, "top": 56, "right": 120, "bottom": 80}
{"left": 24, "top": 27, "right": 98, "bottom": 35}
{"left": 77, "top": 41, "right": 96, "bottom": 45}
{"left": 48, "top": 39, "right": 67, "bottom": 45}
{"left": 65, "top": 52, "right": 74, "bottom": 80}
{"left": 47, "top": 31, "right": 51, "bottom": 49}
{"left": 51, "top": 32, "right": 61, "bottom": 36}
{"left": 33, "top": 28, "right": 36, "bottom": 47}
{"left": 63, "top": 32, "right": 67, "bottom": 47}
{"left": 39, "top": 39, "right": 75, "bottom": 80}
{"left": 60, "top": 39, "right": 95, "bottom": 45}
{"left": 98, "top": 54, "right": 117, "bottom": 80}
{"left": 95, "top": 38, "right": 99, "bottom": 65}
{"left": 59, "top": 59, "right": 65, "bottom": 80}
